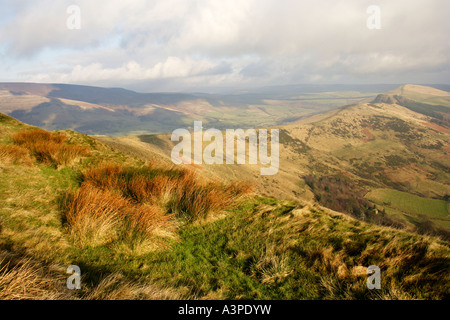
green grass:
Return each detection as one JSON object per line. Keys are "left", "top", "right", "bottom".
{"left": 0, "top": 164, "right": 74, "bottom": 263}
{"left": 365, "top": 188, "right": 449, "bottom": 219}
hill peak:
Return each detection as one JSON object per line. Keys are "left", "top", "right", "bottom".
{"left": 390, "top": 84, "right": 450, "bottom": 97}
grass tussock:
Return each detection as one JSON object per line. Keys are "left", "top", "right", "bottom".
{"left": 11, "top": 129, "right": 89, "bottom": 167}
{"left": 0, "top": 252, "right": 184, "bottom": 300}
{"left": 0, "top": 144, "right": 33, "bottom": 166}
{"left": 84, "top": 273, "right": 187, "bottom": 300}
{"left": 81, "top": 162, "right": 253, "bottom": 222}
{"left": 61, "top": 162, "right": 251, "bottom": 251}
{"left": 0, "top": 256, "right": 70, "bottom": 300}
{"left": 62, "top": 183, "right": 176, "bottom": 250}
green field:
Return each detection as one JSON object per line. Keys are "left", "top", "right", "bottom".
{"left": 365, "top": 188, "right": 449, "bottom": 223}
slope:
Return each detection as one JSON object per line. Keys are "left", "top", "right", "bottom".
{"left": 1, "top": 112, "right": 449, "bottom": 299}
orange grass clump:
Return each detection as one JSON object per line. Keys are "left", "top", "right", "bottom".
{"left": 0, "top": 144, "right": 33, "bottom": 166}
{"left": 62, "top": 183, "right": 176, "bottom": 247}
{"left": 80, "top": 162, "right": 253, "bottom": 222}
{"left": 11, "top": 129, "right": 89, "bottom": 166}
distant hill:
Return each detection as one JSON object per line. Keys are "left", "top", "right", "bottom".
{"left": 0, "top": 82, "right": 201, "bottom": 136}
{"left": 3, "top": 82, "right": 441, "bottom": 136}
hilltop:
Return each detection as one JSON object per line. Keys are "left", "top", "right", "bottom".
{"left": 1, "top": 105, "right": 449, "bottom": 299}
{"left": 386, "top": 84, "right": 450, "bottom": 104}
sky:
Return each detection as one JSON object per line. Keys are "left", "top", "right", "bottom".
{"left": 0, "top": 0, "right": 449, "bottom": 93}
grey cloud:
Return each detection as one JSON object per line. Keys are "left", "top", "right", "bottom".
{"left": 240, "top": 60, "right": 272, "bottom": 78}
{"left": 0, "top": 0, "right": 449, "bottom": 89}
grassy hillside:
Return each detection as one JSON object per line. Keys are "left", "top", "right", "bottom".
{"left": 287, "top": 98, "right": 449, "bottom": 237}
{"left": 1, "top": 112, "right": 449, "bottom": 300}
{"left": 387, "top": 84, "right": 450, "bottom": 107}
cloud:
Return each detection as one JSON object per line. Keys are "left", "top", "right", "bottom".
{"left": 1, "top": 0, "right": 449, "bottom": 90}
{"left": 28, "top": 56, "right": 229, "bottom": 83}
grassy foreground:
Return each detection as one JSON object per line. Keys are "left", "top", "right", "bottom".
{"left": 0, "top": 113, "right": 449, "bottom": 300}
{"left": 80, "top": 197, "right": 448, "bottom": 300}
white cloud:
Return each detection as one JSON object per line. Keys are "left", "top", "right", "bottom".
{"left": 27, "top": 56, "right": 225, "bottom": 83}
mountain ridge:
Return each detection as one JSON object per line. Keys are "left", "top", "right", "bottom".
{"left": 2, "top": 82, "right": 448, "bottom": 136}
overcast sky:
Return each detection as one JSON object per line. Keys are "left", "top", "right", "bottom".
{"left": 0, "top": 0, "right": 449, "bottom": 92}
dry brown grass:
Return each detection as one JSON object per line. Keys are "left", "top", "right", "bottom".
{"left": 11, "top": 129, "right": 89, "bottom": 167}
{"left": 307, "top": 231, "right": 450, "bottom": 299}
{"left": 255, "top": 243, "right": 292, "bottom": 285}
{"left": 61, "top": 162, "right": 251, "bottom": 250}
{"left": 246, "top": 204, "right": 450, "bottom": 299}
{"left": 62, "top": 183, "right": 176, "bottom": 249}
{"left": 0, "top": 255, "right": 71, "bottom": 300}
{"left": 84, "top": 273, "right": 187, "bottom": 300}
{"left": 0, "top": 144, "right": 33, "bottom": 166}
{"left": 11, "top": 129, "right": 65, "bottom": 145}
{"left": 170, "top": 171, "right": 253, "bottom": 221}
{"left": 81, "top": 162, "right": 253, "bottom": 222}
{"left": 0, "top": 252, "right": 185, "bottom": 300}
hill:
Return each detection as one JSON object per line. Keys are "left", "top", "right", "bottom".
{"left": 0, "top": 82, "right": 404, "bottom": 136}
{"left": 386, "top": 84, "right": 450, "bottom": 106}
{"left": 96, "top": 85, "right": 450, "bottom": 239}
{"left": 1, "top": 111, "right": 449, "bottom": 300}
